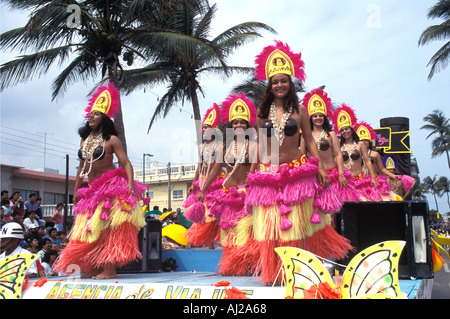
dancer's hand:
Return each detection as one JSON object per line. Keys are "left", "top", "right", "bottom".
{"left": 73, "top": 193, "right": 80, "bottom": 204}
{"left": 371, "top": 177, "right": 378, "bottom": 189}
{"left": 339, "top": 174, "right": 348, "bottom": 188}
{"left": 196, "top": 191, "right": 205, "bottom": 202}
{"left": 188, "top": 184, "right": 195, "bottom": 194}
{"left": 127, "top": 182, "right": 135, "bottom": 194}
{"left": 318, "top": 169, "right": 329, "bottom": 188}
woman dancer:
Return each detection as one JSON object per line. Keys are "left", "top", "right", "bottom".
{"left": 246, "top": 41, "right": 352, "bottom": 285}
{"left": 183, "top": 104, "right": 226, "bottom": 248}
{"left": 53, "top": 82, "right": 148, "bottom": 279}
{"left": 301, "top": 88, "right": 360, "bottom": 202}
{"left": 333, "top": 105, "right": 379, "bottom": 201}
{"left": 355, "top": 121, "right": 400, "bottom": 200}
{"left": 212, "top": 92, "right": 259, "bottom": 276}
{"left": 383, "top": 155, "right": 415, "bottom": 200}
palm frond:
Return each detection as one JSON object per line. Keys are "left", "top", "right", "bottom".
{"left": 426, "top": 40, "right": 450, "bottom": 79}
{"left": 0, "top": 45, "right": 72, "bottom": 91}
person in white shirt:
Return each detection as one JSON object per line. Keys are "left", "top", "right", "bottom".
{"left": 0, "top": 222, "right": 39, "bottom": 278}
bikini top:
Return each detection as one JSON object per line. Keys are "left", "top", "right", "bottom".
{"left": 342, "top": 150, "right": 361, "bottom": 162}
{"left": 318, "top": 139, "right": 331, "bottom": 152}
{"left": 262, "top": 119, "right": 298, "bottom": 137}
{"left": 78, "top": 146, "right": 105, "bottom": 161}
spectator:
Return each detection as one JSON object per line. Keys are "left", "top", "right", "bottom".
{"left": 37, "top": 238, "right": 51, "bottom": 260}
{"left": 9, "top": 191, "right": 24, "bottom": 217}
{"left": 11, "top": 211, "right": 24, "bottom": 228}
{"left": 27, "top": 237, "right": 40, "bottom": 253}
{"left": 145, "top": 205, "right": 162, "bottom": 219}
{"left": 56, "top": 231, "right": 66, "bottom": 247}
{"left": 41, "top": 250, "right": 59, "bottom": 277}
{"left": 1, "top": 199, "right": 13, "bottom": 220}
{"left": 48, "top": 228, "right": 58, "bottom": 244}
{"left": 0, "top": 222, "right": 39, "bottom": 278}
{"left": 52, "top": 203, "right": 64, "bottom": 232}
{"left": 37, "top": 226, "right": 47, "bottom": 240}
{"left": 35, "top": 197, "right": 46, "bottom": 227}
{"left": 24, "top": 224, "right": 39, "bottom": 243}
{"left": 24, "top": 193, "right": 39, "bottom": 214}
{"left": 23, "top": 210, "right": 39, "bottom": 234}
{"left": 1, "top": 190, "right": 9, "bottom": 201}
{"left": 0, "top": 214, "right": 7, "bottom": 229}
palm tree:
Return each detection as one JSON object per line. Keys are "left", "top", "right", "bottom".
{"left": 423, "top": 175, "right": 442, "bottom": 212}
{"left": 418, "top": 0, "right": 450, "bottom": 79}
{"left": 0, "top": 0, "right": 191, "bottom": 153}
{"left": 118, "top": 2, "right": 276, "bottom": 142}
{"left": 411, "top": 180, "right": 428, "bottom": 200}
{"left": 437, "top": 176, "right": 450, "bottom": 211}
{"left": 420, "top": 109, "right": 450, "bottom": 169}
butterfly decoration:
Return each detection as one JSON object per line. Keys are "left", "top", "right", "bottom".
{"left": 1, "top": 253, "right": 39, "bottom": 299}
{"left": 275, "top": 240, "right": 406, "bottom": 299}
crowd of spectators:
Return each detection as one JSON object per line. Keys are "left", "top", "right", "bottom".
{"left": 1, "top": 190, "right": 68, "bottom": 277}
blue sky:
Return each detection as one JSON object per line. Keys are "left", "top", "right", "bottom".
{"left": 1, "top": 1, "right": 449, "bottom": 211}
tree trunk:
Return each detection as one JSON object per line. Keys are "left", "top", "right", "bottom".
{"left": 190, "top": 85, "right": 202, "bottom": 149}
{"left": 109, "top": 68, "right": 128, "bottom": 155}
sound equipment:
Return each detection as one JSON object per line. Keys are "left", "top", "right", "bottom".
{"left": 335, "top": 200, "right": 433, "bottom": 279}
{"left": 379, "top": 117, "right": 411, "bottom": 176}
{"left": 118, "top": 217, "right": 162, "bottom": 273}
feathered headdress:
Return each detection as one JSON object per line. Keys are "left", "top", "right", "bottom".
{"left": 84, "top": 82, "right": 120, "bottom": 119}
{"left": 220, "top": 92, "right": 257, "bottom": 127}
{"left": 354, "top": 121, "right": 377, "bottom": 141}
{"left": 332, "top": 104, "right": 358, "bottom": 133}
{"left": 254, "top": 40, "right": 306, "bottom": 82}
{"left": 202, "top": 103, "right": 221, "bottom": 128}
{"left": 302, "top": 88, "right": 333, "bottom": 118}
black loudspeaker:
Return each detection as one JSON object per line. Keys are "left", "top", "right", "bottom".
{"left": 379, "top": 117, "right": 411, "bottom": 176}
{"left": 335, "top": 200, "right": 433, "bottom": 279}
{"left": 118, "top": 218, "right": 162, "bottom": 273}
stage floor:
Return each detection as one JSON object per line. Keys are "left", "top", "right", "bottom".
{"left": 21, "top": 270, "right": 430, "bottom": 299}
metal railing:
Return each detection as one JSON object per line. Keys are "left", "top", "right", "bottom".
{"left": 41, "top": 204, "right": 74, "bottom": 218}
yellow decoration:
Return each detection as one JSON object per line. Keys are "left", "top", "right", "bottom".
{"left": 307, "top": 94, "right": 327, "bottom": 117}
{"left": 203, "top": 108, "right": 218, "bottom": 127}
{"left": 0, "top": 254, "right": 39, "bottom": 299}
{"left": 91, "top": 90, "right": 112, "bottom": 115}
{"left": 265, "top": 49, "right": 295, "bottom": 79}
{"left": 162, "top": 224, "right": 189, "bottom": 246}
{"left": 385, "top": 157, "right": 396, "bottom": 170}
{"left": 356, "top": 125, "right": 371, "bottom": 141}
{"left": 229, "top": 99, "right": 251, "bottom": 123}
{"left": 336, "top": 110, "right": 353, "bottom": 131}
{"left": 275, "top": 240, "right": 406, "bottom": 299}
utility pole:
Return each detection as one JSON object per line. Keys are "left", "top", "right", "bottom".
{"left": 37, "top": 132, "right": 54, "bottom": 170}
{"left": 168, "top": 162, "right": 171, "bottom": 209}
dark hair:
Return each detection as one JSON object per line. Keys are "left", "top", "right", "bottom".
{"left": 2, "top": 199, "right": 9, "bottom": 206}
{"left": 78, "top": 113, "right": 118, "bottom": 140}
{"left": 29, "top": 193, "right": 36, "bottom": 198}
{"left": 56, "top": 203, "right": 64, "bottom": 209}
{"left": 258, "top": 75, "right": 299, "bottom": 119}
{"left": 42, "top": 250, "right": 58, "bottom": 263}
{"left": 38, "top": 238, "right": 51, "bottom": 250}
{"left": 339, "top": 126, "right": 360, "bottom": 146}
{"left": 1, "top": 190, "right": 8, "bottom": 196}
{"left": 309, "top": 115, "right": 333, "bottom": 137}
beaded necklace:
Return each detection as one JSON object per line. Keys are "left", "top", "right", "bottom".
{"left": 269, "top": 103, "right": 293, "bottom": 146}
{"left": 79, "top": 133, "right": 105, "bottom": 178}
{"left": 342, "top": 141, "right": 357, "bottom": 170}
{"left": 223, "top": 139, "right": 248, "bottom": 186}
{"left": 314, "top": 129, "right": 327, "bottom": 151}
{"left": 199, "top": 140, "right": 217, "bottom": 189}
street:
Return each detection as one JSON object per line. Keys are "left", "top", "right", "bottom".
{"left": 432, "top": 250, "right": 450, "bottom": 299}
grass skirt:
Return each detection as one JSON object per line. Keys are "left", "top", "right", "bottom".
{"left": 214, "top": 186, "right": 259, "bottom": 276}
{"left": 183, "top": 173, "right": 226, "bottom": 247}
{"left": 53, "top": 168, "right": 147, "bottom": 274}
{"left": 245, "top": 156, "right": 352, "bottom": 284}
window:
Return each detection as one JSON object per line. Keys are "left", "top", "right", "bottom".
{"left": 172, "top": 190, "right": 183, "bottom": 199}
{"left": 148, "top": 192, "right": 154, "bottom": 199}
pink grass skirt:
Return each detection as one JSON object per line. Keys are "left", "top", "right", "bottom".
{"left": 53, "top": 168, "right": 148, "bottom": 274}
{"left": 245, "top": 156, "right": 352, "bottom": 284}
